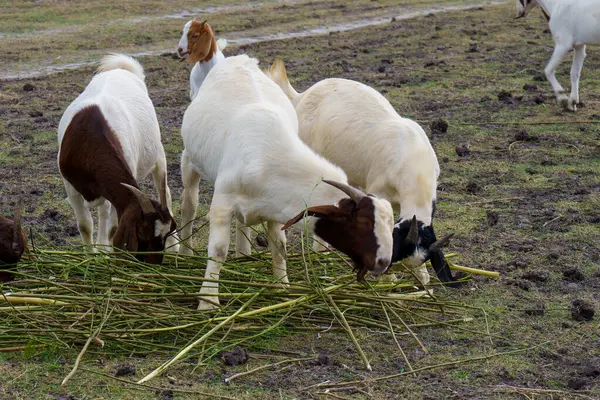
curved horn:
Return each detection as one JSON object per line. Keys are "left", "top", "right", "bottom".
{"left": 405, "top": 215, "right": 419, "bottom": 245}
{"left": 322, "top": 180, "right": 365, "bottom": 203}
{"left": 429, "top": 233, "right": 454, "bottom": 252}
{"left": 122, "top": 183, "right": 155, "bottom": 214}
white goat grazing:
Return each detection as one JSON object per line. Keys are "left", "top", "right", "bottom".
{"left": 516, "top": 0, "right": 600, "bottom": 111}
{"left": 57, "top": 54, "right": 179, "bottom": 261}
{"left": 179, "top": 55, "right": 395, "bottom": 310}
{"left": 177, "top": 20, "right": 227, "bottom": 101}
{"left": 266, "top": 60, "right": 457, "bottom": 287}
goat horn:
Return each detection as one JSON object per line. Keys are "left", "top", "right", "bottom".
{"left": 405, "top": 215, "right": 419, "bottom": 245}
{"left": 158, "top": 177, "right": 168, "bottom": 208}
{"left": 322, "top": 180, "right": 365, "bottom": 203}
{"left": 429, "top": 233, "right": 455, "bottom": 251}
{"left": 121, "top": 183, "right": 155, "bottom": 214}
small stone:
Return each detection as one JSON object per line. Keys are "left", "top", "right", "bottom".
{"left": 255, "top": 233, "right": 268, "bottom": 248}
{"left": 466, "top": 182, "right": 482, "bottom": 194}
{"left": 523, "top": 83, "right": 538, "bottom": 91}
{"left": 378, "top": 65, "right": 386, "bottom": 73}
{"left": 514, "top": 129, "right": 539, "bottom": 142}
{"left": 23, "top": 83, "right": 36, "bottom": 92}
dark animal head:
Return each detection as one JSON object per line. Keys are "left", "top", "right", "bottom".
{"left": 282, "top": 180, "right": 394, "bottom": 281}
{"left": 112, "top": 184, "right": 176, "bottom": 264}
{"left": 392, "top": 215, "right": 459, "bottom": 287}
{"left": 515, "top": 0, "right": 538, "bottom": 19}
{"left": 177, "top": 20, "right": 217, "bottom": 63}
{"left": 0, "top": 202, "right": 27, "bottom": 282}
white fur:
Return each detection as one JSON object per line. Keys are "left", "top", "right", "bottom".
{"left": 179, "top": 55, "right": 394, "bottom": 310}
{"left": 177, "top": 20, "right": 228, "bottom": 100}
{"left": 516, "top": 0, "right": 600, "bottom": 111}
{"left": 57, "top": 54, "right": 179, "bottom": 251}
{"left": 266, "top": 64, "right": 439, "bottom": 283}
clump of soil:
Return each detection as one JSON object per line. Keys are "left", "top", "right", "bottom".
{"left": 430, "top": 118, "right": 448, "bottom": 135}
{"left": 498, "top": 90, "right": 521, "bottom": 105}
{"left": 315, "top": 353, "right": 337, "bottom": 366}
{"left": 523, "top": 83, "right": 537, "bottom": 91}
{"left": 455, "top": 143, "right": 470, "bottom": 157}
{"left": 114, "top": 363, "right": 136, "bottom": 377}
{"left": 571, "top": 299, "right": 595, "bottom": 321}
{"left": 567, "top": 378, "right": 588, "bottom": 390}
{"left": 220, "top": 347, "right": 249, "bottom": 366}
{"left": 563, "top": 268, "right": 585, "bottom": 282}
{"left": 486, "top": 210, "right": 499, "bottom": 227}
{"left": 514, "top": 129, "right": 539, "bottom": 142}
{"left": 521, "top": 270, "right": 549, "bottom": 283}
{"left": 466, "top": 181, "right": 482, "bottom": 194}
{"left": 22, "top": 83, "right": 36, "bottom": 92}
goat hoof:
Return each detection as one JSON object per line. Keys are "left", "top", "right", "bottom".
{"left": 568, "top": 97, "right": 578, "bottom": 112}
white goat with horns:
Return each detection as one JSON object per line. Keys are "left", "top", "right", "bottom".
{"left": 516, "top": 0, "right": 600, "bottom": 111}
{"left": 179, "top": 55, "right": 395, "bottom": 310}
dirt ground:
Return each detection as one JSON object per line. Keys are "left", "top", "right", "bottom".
{"left": 0, "top": 0, "right": 599, "bottom": 399}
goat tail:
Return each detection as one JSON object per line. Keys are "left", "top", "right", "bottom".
{"left": 266, "top": 59, "right": 300, "bottom": 105}
{"left": 97, "top": 54, "right": 146, "bottom": 82}
{"left": 216, "top": 38, "right": 227, "bottom": 52}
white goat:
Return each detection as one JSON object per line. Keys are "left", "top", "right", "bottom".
{"left": 177, "top": 20, "right": 227, "bottom": 100}
{"left": 179, "top": 55, "right": 395, "bottom": 310}
{"left": 516, "top": 0, "right": 600, "bottom": 111}
{"left": 57, "top": 54, "right": 179, "bottom": 261}
{"left": 266, "top": 60, "right": 457, "bottom": 286}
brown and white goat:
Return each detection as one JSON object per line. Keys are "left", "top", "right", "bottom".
{"left": 176, "top": 20, "right": 227, "bottom": 101}
{"left": 57, "top": 54, "right": 178, "bottom": 263}
{"left": 0, "top": 204, "right": 27, "bottom": 282}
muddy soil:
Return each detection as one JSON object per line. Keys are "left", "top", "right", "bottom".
{"left": 0, "top": 1, "right": 599, "bottom": 399}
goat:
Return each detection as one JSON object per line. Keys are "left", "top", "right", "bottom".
{"left": 516, "top": 0, "right": 600, "bottom": 111}
{"left": 266, "top": 60, "right": 458, "bottom": 287}
{"left": 0, "top": 203, "right": 27, "bottom": 282}
{"left": 179, "top": 55, "right": 395, "bottom": 310}
{"left": 177, "top": 20, "right": 227, "bottom": 101}
{"left": 57, "top": 54, "right": 179, "bottom": 263}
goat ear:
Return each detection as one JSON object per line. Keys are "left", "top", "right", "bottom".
{"left": 112, "top": 219, "right": 138, "bottom": 252}
{"left": 429, "top": 248, "right": 460, "bottom": 287}
{"left": 281, "top": 205, "right": 345, "bottom": 230}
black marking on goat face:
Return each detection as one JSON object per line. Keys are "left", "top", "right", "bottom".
{"left": 392, "top": 217, "right": 458, "bottom": 286}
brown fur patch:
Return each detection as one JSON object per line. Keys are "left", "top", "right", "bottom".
{"left": 284, "top": 197, "right": 380, "bottom": 279}
{"left": 59, "top": 105, "right": 138, "bottom": 212}
{"left": 186, "top": 21, "right": 218, "bottom": 63}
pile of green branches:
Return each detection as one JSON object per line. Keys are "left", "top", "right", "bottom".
{"left": 0, "top": 247, "right": 482, "bottom": 383}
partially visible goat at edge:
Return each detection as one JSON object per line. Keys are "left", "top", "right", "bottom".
{"left": 266, "top": 60, "right": 458, "bottom": 287}
{"left": 516, "top": 0, "right": 600, "bottom": 111}
{"left": 179, "top": 55, "right": 395, "bottom": 310}
{"left": 57, "top": 54, "right": 179, "bottom": 263}
{"left": 0, "top": 203, "right": 27, "bottom": 282}
{"left": 177, "top": 20, "right": 227, "bottom": 101}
